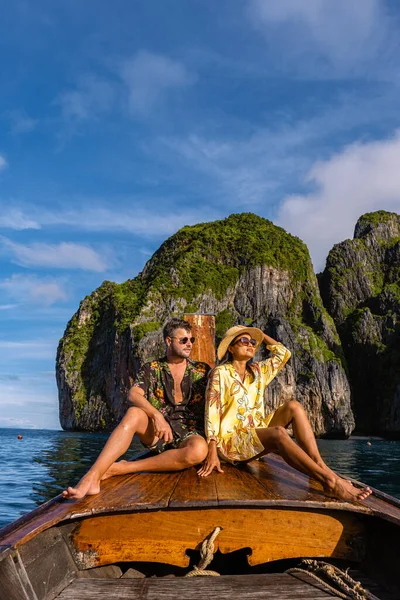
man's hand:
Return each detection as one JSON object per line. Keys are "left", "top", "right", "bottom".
{"left": 151, "top": 412, "right": 173, "bottom": 444}
{"left": 197, "top": 441, "right": 224, "bottom": 477}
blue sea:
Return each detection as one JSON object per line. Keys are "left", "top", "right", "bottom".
{"left": 0, "top": 428, "right": 399, "bottom": 531}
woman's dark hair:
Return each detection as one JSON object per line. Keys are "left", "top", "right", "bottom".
{"left": 163, "top": 317, "right": 192, "bottom": 340}
{"left": 218, "top": 350, "right": 233, "bottom": 365}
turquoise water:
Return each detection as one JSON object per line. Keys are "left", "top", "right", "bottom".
{"left": 0, "top": 428, "right": 399, "bottom": 530}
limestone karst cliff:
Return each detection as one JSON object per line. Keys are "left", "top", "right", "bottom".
{"left": 320, "top": 210, "right": 400, "bottom": 437}
{"left": 56, "top": 213, "right": 353, "bottom": 436}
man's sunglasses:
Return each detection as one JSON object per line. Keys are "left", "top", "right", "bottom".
{"left": 232, "top": 337, "right": 257, "bottom": 347}
{"left": 171, "top": 336, "right": 196, "bottom": 344}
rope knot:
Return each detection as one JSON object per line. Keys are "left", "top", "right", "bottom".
{"left": 185, "top": 526, "right": 222, "bottom": 577}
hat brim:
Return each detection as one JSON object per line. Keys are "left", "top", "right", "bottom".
{"left": 217, "top": 327, "right": 264, "bottom": 361}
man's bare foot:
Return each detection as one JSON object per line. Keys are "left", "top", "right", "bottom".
{"left": 324, "top": 475, "right": 372, "bottom": 502}
{"left": 62, "top": 473, "right": 100, "bottom": 500}
{"left": 101, "top": 460, "right": 130, "bottom": 481}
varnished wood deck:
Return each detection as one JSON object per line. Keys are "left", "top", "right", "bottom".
{"left": 56, "top": 573, "right": 338, "bottom": 599}
{"left": 1, "top": 453, "right": 399, "bottom": 560}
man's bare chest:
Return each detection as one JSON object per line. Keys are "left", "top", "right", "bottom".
{"left": 168, "top": 365, "right": 187, "bottom": 405}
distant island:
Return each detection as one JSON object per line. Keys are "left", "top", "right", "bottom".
{"left": 56, "top": 211, "right": 400, "bottom": 439}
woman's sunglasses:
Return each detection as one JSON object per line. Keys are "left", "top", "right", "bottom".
{"left": 232, "top": 337, "right": 257, "bottom": 347}
{"left": 171, "top": 336, "right": 196, "bottom": 344}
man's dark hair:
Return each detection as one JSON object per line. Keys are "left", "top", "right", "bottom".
{"left": 163, "top": 317, "right": 192, "bottom": 340}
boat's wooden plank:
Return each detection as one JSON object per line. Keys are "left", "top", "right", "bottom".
{"left": 260, "top": 455, "right": 339, "bottom": 501}
{"left": 18, "top": 528, "right": 77, "bottom": 600}
{"left": 215, "top": 463, "right": 275, "bottom": 505}
{"left": 68, "top": 507, "right": 365, "bottom": 569}
{"left": 0, "top": 496, "right": 73, "bottom": 557}
{"left": 255, "top": 455, "right": 375, "bottom": 513}
{"left": 63, "top": 473, "right": 139, "bottom": 517}
{"left": 169, "top": 467, "right": 218, "bottom": 508}
{"left": 0, "top": 554, "right": 38, "bottom": 600}
{"left": 56, "top": 573, "right": 336, "bottom": 599}
{"left": 245, "top": 458, "right": 319, "bottom": 501}
{"left": 251, "top": 457, "right": 358, "bottom": 507}
{"left": 69, "top": 471, "right": 183, "bottom": 515}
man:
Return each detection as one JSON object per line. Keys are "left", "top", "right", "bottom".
{"left": 62, "top": 318, "right": 210, "bottom": 500}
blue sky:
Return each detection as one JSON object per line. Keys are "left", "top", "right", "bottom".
{"left": 2, "top": 0, "right": 400, "bottom": 429}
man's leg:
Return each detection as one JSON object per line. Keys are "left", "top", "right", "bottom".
{"left": 62, "top": 407, "right": 155, "bottom": 500}
{"left": 253, "top": 426, "right": 371, "bottom": 502}
{"left": 102, "top": 434, "right": 208, "bottom": 478}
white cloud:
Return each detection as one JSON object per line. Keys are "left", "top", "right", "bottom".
{"left": 0, "top": 205, "right": 217, "bottom": 236}
{"left": 156, "top": 113, "right": 338, "bottom": 206}
{"left": 120, "top": 50, "right": 197, "bottom": 115}
{"left": 6, "top": 110, "right": 37, "bottom": 134}
{"left": 73, "top": 207, "right": 213, "bottom": 235}
{"left": 248, "top": 0, "right": 393, "bottom": 78}
{"left": 278, "top": 130, "right": 400, "bottom": 271}
{"left": 0, "top": 155, "right": 8, "bottom": 171}
{"left": 160, "top": 132, "right": 285, "bottom": 205}
{"left": 152, "top": 80, "right": 400, "bottom": 209}
{"left": 0, "top": 340, "right": 55, "bottom": 360}
{"left": 57, "top": 74, "right": 116, "bottom": 121}
{"left": 0, "top": 208, "right": 40, "bottom": 230}
{"left": 0, "top": 237, "right": 109, "bottom": 271}
{"left": 0, "top": 274, "right": 67, "bottom": 305}
{"left": 57, "top": 51, "right": 195, "bottom": 124}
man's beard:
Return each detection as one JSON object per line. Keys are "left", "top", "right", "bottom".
{"left": 170, "top": 346, "right": 191, "bottom": 359}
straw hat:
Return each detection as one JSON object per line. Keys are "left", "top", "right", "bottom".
{"left": 217, "top": 326, "right": 264, "bottom": 361}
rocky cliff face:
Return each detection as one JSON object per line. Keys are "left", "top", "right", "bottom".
{"left": 57, "top": 213, "right": 354, "bottom": 436}
{"left": 319, "top": 211, "right": 400, "bottom": 437}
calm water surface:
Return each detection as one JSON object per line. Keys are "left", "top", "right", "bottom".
{"left": 0, "top": 428, "right": 399, "bottom": 530}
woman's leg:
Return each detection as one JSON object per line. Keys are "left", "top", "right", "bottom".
{"left": 268, "top": 400, "right": 331, "bottom": 471}
{"left": 62, "top": 406, "right": 154, "bottom": 499}
{"left": 254, "top": 426, "right": 371, "bottom": 502}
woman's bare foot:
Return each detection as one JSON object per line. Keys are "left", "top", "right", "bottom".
{"left": 324, "top": 475, "right": 372, "bottom": 502}
{"left": 316, "top": 460, "right": 354, "bottom": 487}
{"left": 101, "top": 460, "right": 130, "bottom": 481}
{"left": 62, "top": 473, "right": 101, "bottom": 500}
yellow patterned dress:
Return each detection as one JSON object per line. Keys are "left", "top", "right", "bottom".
{"left": 205, "top": 343, "right": 291, "bottom": 462}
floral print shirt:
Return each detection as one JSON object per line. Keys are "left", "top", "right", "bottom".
{"left": 131, "top": 357, "right": 210, "bottom": 440}
{"left": 205, "top": 343, "right": 291, "bottom": 461}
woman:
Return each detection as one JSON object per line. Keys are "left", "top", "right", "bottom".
{"left": 198, "top": 325, "right": 372, "bottom": 502}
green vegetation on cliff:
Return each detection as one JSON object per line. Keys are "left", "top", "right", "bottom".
{"left": 357, "top": 210, "right": 398, "bottom": 230}
{"left": 142, "top": 212, "right": 310, "bottom": 302}
{"left": 62, "top": 212, "right": 314, "bottom": 356}
{"left": 215, "top": 308, "right": 236, "bottom": 338}
{"left": 58, "top": 212, "right": 346, "bottom": 430}
{"left": 320, "top": 210, "right": 400, "bottom": 434}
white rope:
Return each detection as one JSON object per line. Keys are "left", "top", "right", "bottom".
{"left": 185, "top": 527, "right": 222, "bottom": 577}
{"left": 286, "top": 559, "right": 372, "bottom": 599}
